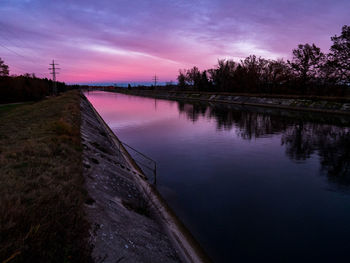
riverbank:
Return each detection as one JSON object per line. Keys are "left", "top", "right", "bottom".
{"left": 0, "top": 91, "right": 91, "bottom": 262}
{"left": 82, "top": 90, "right": 350, "bottom": 262}
{"left": 0, "top": 91, "right": 209, "bottom": 262}
{"left": 81, "top": 93, "right": 210, "bottom": 263}
{"left": 81, "top": 94, "right": 182, "bottom": 262}
{"left": 111, "top": 89, "right": 350, "bottom": 115}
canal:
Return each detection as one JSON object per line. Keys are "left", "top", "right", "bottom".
{"left": 85, "top": 91, "right": 350, "bottom": 263}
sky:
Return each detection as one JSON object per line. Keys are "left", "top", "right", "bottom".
{"left": 0, "top": 0, "right": 349, "bottom": 84}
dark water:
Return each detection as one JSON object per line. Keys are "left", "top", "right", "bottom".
{"left": 85, "top": 91, "right": 350, "bottom": 263}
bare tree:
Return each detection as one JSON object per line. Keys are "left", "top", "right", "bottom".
{"left": 186, "top": 66, "right": 201, "bottom": 87}
{"left": 328, "top": 25, "right": 350, "bottom": 83}
{"left": 175, "top": 26, "right": 348, "bottom": 95}
{"left": 177, "top": 69, "right": 187, "bottom": 89}
{"left": 288, "top": 43, "right": 325, "bottom": 84}
{"left": 208, "top": 59, "right": 237, "bottom": 91}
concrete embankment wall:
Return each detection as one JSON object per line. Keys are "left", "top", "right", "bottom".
{"left": 81, "top": 93, "right": 210, "bottom": 263}
{"left": 115, "top": 90, "right": 350, "bottom": 115}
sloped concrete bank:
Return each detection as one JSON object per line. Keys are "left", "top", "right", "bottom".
{"left": 80, "top": 93, "right": 210, "bottom": 263}
{"left": 115, "top": 90, "right": 350, "bottom": 115}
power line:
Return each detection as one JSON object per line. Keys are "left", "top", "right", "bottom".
{"left": 0, "top": 41, "right": 41, "bottom": 65}
{"left": 0, "top": 32, "right": 25, "bottom": 50}
{"left": 0, "top": 32, "right": 43, "bottom": 68}
{"left": 0, "top": 26, "right": 35, "bottom": 49}
{"left": 0, "top": 42, "right": 29, "bottom": 60}
{"left": 0, "top": 31, "right": 59, "bottom": 81}
{"left": 0, "top": 42, "right": 48, "bottom": 78}
{"left": 8, "top": 63, "right": 29, "bottom": 74}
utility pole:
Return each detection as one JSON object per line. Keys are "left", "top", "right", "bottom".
{"left": 152, "top": 74, "right": 158, "bottom": 88}
{"left": 49, "top": 60, "right": 60, "bottom": 95}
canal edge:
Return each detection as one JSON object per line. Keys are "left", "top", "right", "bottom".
{"left": 81, "top": 92, "right": 212, "bottom": 263}
{"left": 111, "top": 89, "right": 350, "bottom": 116}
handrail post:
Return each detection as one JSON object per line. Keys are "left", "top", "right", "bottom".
{"left": 120, "top": 141, "right": 157, "bottom": 186}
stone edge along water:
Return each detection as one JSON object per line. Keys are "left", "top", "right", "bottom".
{"left": 81, "top": 92, "right": 211, "bottom": 263}
{"left": 114, "top": 90, "right": 350, "bottom": 115}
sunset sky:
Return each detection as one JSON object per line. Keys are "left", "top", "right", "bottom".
{"left": 0, "top": 0, "right": 349, "bottom": 84}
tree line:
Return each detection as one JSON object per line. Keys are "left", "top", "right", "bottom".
{"left": 0, "top": 58, "right": 67, "bottom": 103}
{"left": 177, "top": 25, "right": 350, "bottom": 96}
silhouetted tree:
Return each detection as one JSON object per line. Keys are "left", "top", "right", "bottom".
{"left": 186, "top": 66, "right": 201, "bottom": 88}
{"left": 240, "top": 55, "right": 271, "bottom": 92}
{"left": 0, "top": 74, "right": 67, "bottom": 103}
{"left": 0, "top": 58, "right": 9, "bottom": 76}
{"left": 177, "top": 67, "right": 212, "bottom": 91}
{"left": 208, "top": 59, "right": 237, "bottom": 92}
{"left": 288, "top": 43, "right": 325, "bottom": 88}
{"left": 176, "top": 26, "right": 348, "bottom": 96}
{"left": 265, "top": 59, "right": 292, "bottom": 93}
{"left": 199, "top": 70, "right": 211, "bottom": 91}
{"left": 328, "top": 25, "right": 350, "bottom": 83}
{"left": 177, "top": 69, "right": 187, "bottom": 89}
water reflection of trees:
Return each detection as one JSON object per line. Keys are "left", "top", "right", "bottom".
{"left": 177, "top": 102, "right": 207, "bottom": 122}
{"left": 317, "top": 128, "right": 350, "bottom": 185}
{"left": 177, "top": 100, "right": 350, "bottom": 187}
{"left": 281, "top": 122, "right": 319, "bottom": 160}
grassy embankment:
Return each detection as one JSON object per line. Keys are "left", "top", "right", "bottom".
{"left": 0, "top": 91, "right": 92, "bottom": 263}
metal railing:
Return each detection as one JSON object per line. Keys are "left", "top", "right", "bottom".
{"left": 83, "top": 95, "right": 157, "bottom": 185}
{"left": 120, "top": 141, "right": 157, "bottom": 185}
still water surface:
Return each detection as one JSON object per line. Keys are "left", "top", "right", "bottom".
{"left": 86, "top": 91, "right": 350, "bottom": 262}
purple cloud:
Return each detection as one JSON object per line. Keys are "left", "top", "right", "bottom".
{"left": 0, "top": 0, "right": 349, "bottom": 83}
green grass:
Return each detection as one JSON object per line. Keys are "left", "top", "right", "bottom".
{"left": 0, "top": 103, "right": 29, "bottom": 117}
{"left": 0, "top": 91, "right": 92, "bottom": 263}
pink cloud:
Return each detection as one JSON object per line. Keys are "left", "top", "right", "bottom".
{"left": 0, "top": 0, "right": 349, "bottom": 83}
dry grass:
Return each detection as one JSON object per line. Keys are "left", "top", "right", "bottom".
{"left": 0, "top": 104, "right": 30, "bottom": 117}
{"left": 0, "top": 91, "right": 92, "bottom": 263}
